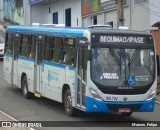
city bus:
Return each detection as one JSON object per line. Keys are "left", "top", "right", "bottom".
{"left": 3, "top": 25, "right": 157, "bottom": 117}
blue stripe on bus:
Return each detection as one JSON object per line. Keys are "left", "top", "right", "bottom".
{"left": 4, "top": 55, "right": 75, "bottom": 70}
{"left": 6, "top": 26, "right": 85, "bottom": 37}
{"left": 85, "top": 96, "right": 155, "bottom": 112}
{"left": 42, "top": 61, "right": 75, "bottom": 71}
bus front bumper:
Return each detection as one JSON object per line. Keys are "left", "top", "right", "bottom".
{"left": 85, "top": 97, "right": 156, "bottom": 112}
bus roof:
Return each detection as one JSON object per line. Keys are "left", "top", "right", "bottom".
{"left": 6, "top": 25, "right": 151, "bottom": 37}
{"left": 6, "top": 26, "right": 86, "bottom": 37}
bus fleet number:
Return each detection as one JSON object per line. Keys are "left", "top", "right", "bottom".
{"left": 106, "top": 96, "right": 118, "bottom": 101}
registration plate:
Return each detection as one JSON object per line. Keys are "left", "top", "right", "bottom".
{"left": 119, "top": 108, "right": 131, "bottom": 113}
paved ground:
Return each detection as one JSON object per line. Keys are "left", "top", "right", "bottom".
{"left": 0, "top": 111, "right": 31, "bottom": 130}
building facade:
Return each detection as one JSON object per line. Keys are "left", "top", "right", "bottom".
{"left": 27, "top": 0, "right": 160, "bottom": 31}
{"left": 82, "top": 0, "right": 160, "bottom": 31}
{"left": 27, "top": 0, "right": 82, "bottom": 27}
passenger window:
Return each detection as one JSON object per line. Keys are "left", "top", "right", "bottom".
{"left": 29, "top": 35, "right": 36, "bottom": 58}
{"left": 63, "top": 37, "right": 76, "bottom": 66}
{"left": 44, "top": 36, "right": 52, "bottom": 61}
{"left": 52, "top": 37, "right": 64, "bottom": 63}
{"left": 20, "top": 34, "right": 30, "bottom": 57}
{"left": 5, "top": 33, "right": 12, "bottom": 54}
{"left": 50, "top": 37, "right": 55, "bottom": 61}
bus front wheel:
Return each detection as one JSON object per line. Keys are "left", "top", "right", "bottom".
{"left": 64, "top": 89, "right": 76, "bottom": 117}
{"left": 22, "top": 76, "right": 32, "bottom": 99}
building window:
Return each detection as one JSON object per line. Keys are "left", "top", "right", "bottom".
{"left": 134, "top": 0, "right": 148, "bottom": 5}
{"left": 65, "top": 8, "right": 71, "bottom": 27}
{"left": 93, "top": 15, "right": 97, "bottom": 25}
{"left": 53, "top": 12, "right": 58, "bottom": 24}
{"left": 106, "top": 21, "right": 113, "bottom": 28}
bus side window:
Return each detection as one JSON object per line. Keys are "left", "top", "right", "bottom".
{"left": 63, "top": 37, "right": 75, "bottom": 66}
{"left": 5, "top": 33, "right": 12, "bottom": 54}
{"left": 29, "top": 35, "right": 36, "bottom": 58}
{"left": 20, "top": 34, "right": 30, "bottom": 57}
{"left": 50, "top": 37, "right": 55, "bottom": 61}
{"left": 52, "top": 37, "right": 64, "bottom": 63}
{"left": 44, "top": 36, "right": 52, "bottom": 61}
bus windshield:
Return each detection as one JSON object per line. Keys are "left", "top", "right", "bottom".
{"left": 91, "top": 48, "right": 155, "bottom": 88}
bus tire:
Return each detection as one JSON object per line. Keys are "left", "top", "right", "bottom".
{"left": 64, "top": 89, "right": 76, "bottom": 117}
{"left": 121, "top": 112, "right": 133, "bottom": 117}
{"left": 22, "top": 76, "right": 32, "bottom": 99}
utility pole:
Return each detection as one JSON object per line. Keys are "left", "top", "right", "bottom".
{"left": 116, "top": 0, "right": 125, "bottom": 28}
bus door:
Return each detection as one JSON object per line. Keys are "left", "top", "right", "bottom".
{"left": 75, "top": 38, "right": 88, "bottom": 109}
{"left": 12, "top": 33, "right": 20, "bottom": 86}
{"left": 34, "top": 35, "right": 44, "bottom": 96}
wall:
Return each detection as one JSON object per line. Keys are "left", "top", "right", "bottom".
{"left": 47, "top": 0, "right": 81, "bottom": 27}
{"left": 24, "top": 0, "right": 31, "bottom": 25}
{"left": 82, "top": 0, "right": 150, "bottom": 31}
{"left": 30, "top": 0, "right": 81, "bottom": 27}
{"left": 31, "top": 4, "right": 47, "bottom": 24}
{"left": 152, "top": 29, "right": 160, "bottom": 56}
{"left": 149, "top": 0, "right": 160, "bottom": 27}
{"left": 151, "top": 29, "right": 160, "bottom": 74}
{"left": 131, "top": 1, "right": 150, "bottom": 31}
{"left": 3, "top": 0, "right": 24, "bottom": 25}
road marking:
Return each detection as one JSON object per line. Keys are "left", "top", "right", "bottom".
{"left": 0, "top": 111, "right": 35, "bottom": 130}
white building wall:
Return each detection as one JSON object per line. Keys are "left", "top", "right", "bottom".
{"left": 97, "top": 13, "right": 105, "bottom": 25}
{"left": 149, "top": 0, "right": 160, "bottom": 27}
{"left": 29, "top": 0, "right": 81, "bottom": 27}
{"left": 31, "top": 4, "right": 47, "bottom": 24}
{"left": 24, "top": 0, "right": 31, "bottom": 25}
{"left": 131, "top": 2, "right": 150, "bottom": 31}
{"left": 47, "top": 0, "right": 81, "bottom": 27}
{"left": 83, "top": 0, "right": 150, "bottom": 31}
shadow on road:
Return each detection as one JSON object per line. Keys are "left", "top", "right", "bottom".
{"left": 6, "top": 87, "right": 145, "bottom": 123}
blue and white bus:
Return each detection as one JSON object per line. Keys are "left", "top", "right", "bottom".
{"left": 3, "top": 25, "right": 157, "bottom": 116}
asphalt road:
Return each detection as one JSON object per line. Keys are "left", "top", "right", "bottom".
{"left": 0, "top": 61, "right": 160, "bottom": 130}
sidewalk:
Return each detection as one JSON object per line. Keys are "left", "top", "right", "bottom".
{"left": 0, "top": 111, "right": 33, "bottom": 130}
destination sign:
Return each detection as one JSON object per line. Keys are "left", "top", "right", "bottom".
{"left": 91, "top": 33, "right": 153, "bottom": 45}
{"left": 100, "top": 36, "right": 145, "bottom": 44}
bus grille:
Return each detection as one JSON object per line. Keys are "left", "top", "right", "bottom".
{"left": 107, "top": 104, "right": 142, "bottom": 112}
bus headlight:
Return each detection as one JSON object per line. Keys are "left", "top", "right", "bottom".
{"left": 89, "top": 88, "right": 103, "bottom": 101}
{"left": 146, "top": 89, "right": 156, "bottom": 101}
